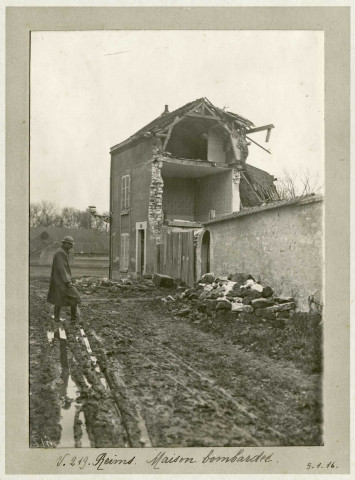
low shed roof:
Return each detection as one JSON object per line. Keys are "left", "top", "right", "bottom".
{"left": 30, "top": 227, "right": 109, "bottom": 255}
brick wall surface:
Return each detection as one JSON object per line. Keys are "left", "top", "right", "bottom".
{"left": 195, "top": 170, "right": 232, "bottom": 222}
{"left": 162, "top": 177, "right": 195, "bottom": 221}
{"left": 205, "top": 198, "right": 323, "bottom": 310}
{"left": 110, "top": 140, "right": 153, "bottom": 278}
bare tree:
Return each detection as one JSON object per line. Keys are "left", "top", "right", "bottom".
{"left": 30, "top": 202, "right": 42, "bottom": 227}
{"left": 62, "top": 206, "right": 79, "bottom": 228}
{"left": 275, "top": 168, "right": 323, "bottom": 200}
{"left": 30, "top": 200, "right": 58, "bottom": 226}
{"left": 73, "top": 208, "right": 91, "bottom": 230}
{"left": 30, "top": 201, "right": 109, "bottom": 232}
{"left": 38, "top": 200, "right": 58, "bottom": 226}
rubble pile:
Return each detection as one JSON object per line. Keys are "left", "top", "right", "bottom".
{"left": 172, "top": 272, "right": 296, "bottom": 327}
{"left": 74, "top": 275, "right": 156, "bottom": 298}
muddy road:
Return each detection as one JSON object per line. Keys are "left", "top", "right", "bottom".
{"left": 29, "top": 277, "right": 322, "bottom": 448}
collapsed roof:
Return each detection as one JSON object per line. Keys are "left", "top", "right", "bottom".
{"left": 134, "top": 97, "right": 254, "bottom": 138}
{"left": 111, "top": 97, "right": 279, "bottom": 205}
{"left": 111, "top": 97, "right": 255, "bottom": 154}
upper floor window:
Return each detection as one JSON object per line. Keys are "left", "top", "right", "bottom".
{"left": 121, "top": 175, "right": 130, "bottom": 210}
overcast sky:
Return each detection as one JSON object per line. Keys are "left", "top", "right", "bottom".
{"left": 30, "top": 30, "right": 324, "bottom": 212}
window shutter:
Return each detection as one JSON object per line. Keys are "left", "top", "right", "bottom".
{"left": 126, "top": 175, "right": 130, "bottom": 208}
{"left": 120, "top": 233, "right": 129, "bottom": 271}
{"left": 121, "top": 175, "right": 130, "bottom": 210}
{"left": 121, "top": 176, "right": 125, "bottom": 210}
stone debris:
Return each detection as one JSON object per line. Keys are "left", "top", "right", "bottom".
{"left": 75, "top": 272, "right": 303, "bottom": 328}
{"left": 153, "top": 273, "right": 175, "bottom": 288}
{"left": 74, "top": 275, "right": 157, "bottom": 298}
{"left": 199, "top": 273, "right": 215, "bottom": 284}
{"left": 251, "top": 298, "right": 274, "bottom": 308}
{"left": 262, "top": 286, "right": 274, "bottom": 298}
{"left": 251, "top": 283, "right": 263, "bottom": 293}
{"left": 274, "top": 296, "right": 294, "bottom": 304}
{"left": 169, "top": 272, "right": 299, "bottom": 325}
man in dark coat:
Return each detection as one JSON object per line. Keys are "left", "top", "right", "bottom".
{"left": 47, "top": 236, "right": 81, "bottom": 322}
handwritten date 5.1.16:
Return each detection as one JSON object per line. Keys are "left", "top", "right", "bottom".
{"left": 306, "top": 461, "right": 338, "bottom": 470}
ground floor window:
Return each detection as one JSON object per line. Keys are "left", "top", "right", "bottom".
{"left": 120, "top": 233, "right": 129, "bottom": 271}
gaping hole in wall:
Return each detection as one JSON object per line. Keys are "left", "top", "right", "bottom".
{"left": 207, "top": 125, "right": 229, "bottom": 165}
{"left": 161, "top": 176, "right": 196, "bottom": 222}
{"left": 166, "top": 118, "right": 209, "bottom": 160}
{"left": 165, "top": 118, "right": 231, "bottom": 165}
{"left": 160, "top": 169, "right": 234, "bottom": 224}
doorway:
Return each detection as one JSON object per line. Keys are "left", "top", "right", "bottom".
{"left": 201, "top": 230, "right": 210, "bottom": 276}
{"left": 138, "top": 230, "right": 145, "bottom": 274}
{"left": 136, "top": 221, "right": 147, "bottom": 274}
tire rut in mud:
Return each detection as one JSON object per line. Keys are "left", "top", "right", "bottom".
{"left": 82, "top": 303, "right": 287, "bottom": 447}
{"left": 31, "top": 283, "right": 320, "bottom": 448}
{"left": 30, "top": 287, "right": 140, "bottom": 448}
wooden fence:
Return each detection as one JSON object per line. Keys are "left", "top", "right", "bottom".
{"left": 161, "top": 230, "right": 195, "bottom": 287}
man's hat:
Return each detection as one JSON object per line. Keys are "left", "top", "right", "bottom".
{"left": 62, "top": 236, "right": 75, "bottom": 245}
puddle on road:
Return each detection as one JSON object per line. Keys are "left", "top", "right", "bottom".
{"left": 59, "top": 328, "right": 67, "bottom": 340}
{"left": 79, "top": 328, "right": 108, "bottom": 390}
{"left": 47, "top": 331, "right": 54, "bottom": 343}
{"left": 55, "top": 368, "right": 91, "bottom": 448}
{"left": 48, "top": 330, "right": 91, "bottom": 448}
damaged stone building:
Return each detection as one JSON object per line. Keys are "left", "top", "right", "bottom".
{"left": 110, "top": 97, "right": 323, "bottom": 307}
{"left": 110, "top": 98, "right": 278, "bottom": 277}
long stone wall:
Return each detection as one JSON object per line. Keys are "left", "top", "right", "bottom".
{"left": 202, "top": 196, "right": 323, "bottom": 311}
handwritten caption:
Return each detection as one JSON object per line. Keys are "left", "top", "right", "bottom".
{"left": 56, "top": 449, "right": 274, "bottom": 471}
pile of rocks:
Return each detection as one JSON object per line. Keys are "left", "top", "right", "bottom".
{"left": 74, "top": 276, "right": 155, "bottom": 296}
{"left": 180, "top": 272, "right": 296, "bottom": 324}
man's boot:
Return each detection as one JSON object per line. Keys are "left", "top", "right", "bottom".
{"left": 71, "top": 305, "right": 79, "bottom": 324}
{"left": 54, "top": 305, "right": 61, "bottom": 322}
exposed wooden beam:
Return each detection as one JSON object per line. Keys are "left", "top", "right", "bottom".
{"left": 203, "top": 103, "right": 218, "bottom": 117}
{"left": 184, "top": 112, "right": 219, "bottom": 121}
{"left": 162, "top": 116, "right": 181, "bottom": 150}
{"left": 246, "top": 124, "right": 274, "bottom": 135}
{"left": 246, "top": 135, "right": 271, "bottom": 154}
{"left": 241, "top": 171, "right": 263, "bottom": 202}
{"left": 229, "top": 133, "right": 241, "bottom": 162}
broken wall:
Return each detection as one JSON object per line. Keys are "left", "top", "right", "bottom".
{"left": 204, "top": 196, "right": 323, "bottom": 310}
